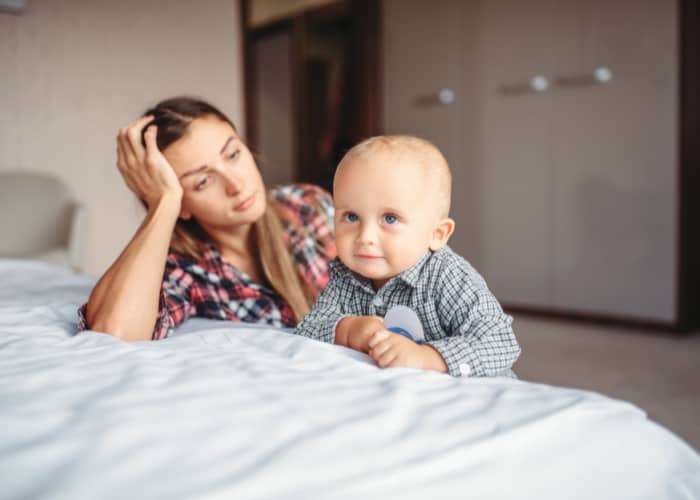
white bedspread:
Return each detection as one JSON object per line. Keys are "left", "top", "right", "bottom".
{"left": 1, "top": 259, "right": 699, "bottom": 500}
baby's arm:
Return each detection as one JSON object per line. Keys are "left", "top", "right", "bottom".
{"left": 335, "top": 315, "right": 384, "bottom": 353}
{"left": 431, "top": 263, "right": 521, "bottom": 377}
{"left": 293, "top": 278, "right": 345, "bottom": 344}
{"left": 294, "top": 278, "right": 383, "bottom": 353}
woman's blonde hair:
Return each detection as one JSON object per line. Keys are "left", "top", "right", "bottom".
{"left": 141, "top": 97, "right": 314, "bottom": 322}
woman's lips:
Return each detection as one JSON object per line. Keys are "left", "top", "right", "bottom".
{"left": 355, "top": 254, "right": 383, "bottom": 260}
{"left": 235, "top": 194, "right": 255, "bottom": 211}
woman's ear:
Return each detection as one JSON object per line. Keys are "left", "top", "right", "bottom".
{"left": 428, "top": 217, "right": 455, "bottom": 251}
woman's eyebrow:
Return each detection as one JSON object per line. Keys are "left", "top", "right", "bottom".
{"left": 179, "top": 136, "right": 237, "bottom": 179}
{"left": 179, "top": 165, "right": 208, "bottom": 180}
{"left": 219, "top": 136, "right": 236, "bottom": 154}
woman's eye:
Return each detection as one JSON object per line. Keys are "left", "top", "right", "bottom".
{"left": 382, "top": 214, "right": 399, "bottom": 225}
{"left": 196, "top": 176, "right": 210, "bottom": 190}
{"left": 228, "top": 149, "right": 240, "bottom": 160}
{"left": 343, "top": 212, "right": 359, "bottom": 223}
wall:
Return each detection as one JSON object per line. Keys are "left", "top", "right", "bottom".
{"left": 0, "top": 0, "right": 244, "bottom": 276}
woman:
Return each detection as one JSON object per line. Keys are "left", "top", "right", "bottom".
{"left": 79, "top": 97, "right": 336, "bottom": 341}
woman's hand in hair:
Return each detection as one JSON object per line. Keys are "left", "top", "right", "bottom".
{"left": 116, "top": 116, "right": 183, "bottom": 210}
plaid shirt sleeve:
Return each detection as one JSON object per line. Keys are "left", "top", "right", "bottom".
{"left": 430, "top": 258, "right": 521, "bottom": 377}
{"left": 294, "top": 264, "right": 347, "bottom": 343}
{"left": 151, "top": 254, "right": 198, "bottom": 340}
{"left": 271, "top": 184, "right": 336, "bottom": 295}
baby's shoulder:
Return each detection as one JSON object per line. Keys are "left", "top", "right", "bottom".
{"left": 425, "top": 246, "right": 488, "bottom": 291}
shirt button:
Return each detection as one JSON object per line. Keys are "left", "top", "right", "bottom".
{"left": 372, "top": 297, "right": 384, "bottom": 307}
{"left": 459, "top": 364, "right": 471, "bottom": 376}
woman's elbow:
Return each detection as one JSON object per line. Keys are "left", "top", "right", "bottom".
{"left": 88, "top": 317, "right": 151, "bottom": 341}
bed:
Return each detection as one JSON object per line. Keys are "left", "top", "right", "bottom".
{"left": 1, "top": 258, "right": 699, "bottom": 500}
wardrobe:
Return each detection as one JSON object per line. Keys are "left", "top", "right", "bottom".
{"left": 383, "top": 0, "right": 697, "bottom": 326}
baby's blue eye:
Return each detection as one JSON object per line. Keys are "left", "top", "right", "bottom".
{"left": 344, "top": 212, "right": 359, "bottom": 223}
{"left": 382, "top": 214, "right": 398, "bottom": 225}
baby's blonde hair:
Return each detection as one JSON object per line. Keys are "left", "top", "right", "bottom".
{"left": 337, "top": 135, "right": 452, "bottom": 218}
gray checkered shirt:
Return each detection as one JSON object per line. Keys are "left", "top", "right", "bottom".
{"left": 294, "top": 246, "right": 521, "bottom": 377}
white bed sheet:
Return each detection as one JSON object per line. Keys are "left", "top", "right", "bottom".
{"left": 1, "top": 259, "right": 699, "bottom": 500}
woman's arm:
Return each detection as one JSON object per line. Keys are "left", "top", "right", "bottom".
{"left": 86, "top": 195, "right": 180, "bottom": 340}
{"left": 85, "top": 118, "right": 184, "bottom": 341}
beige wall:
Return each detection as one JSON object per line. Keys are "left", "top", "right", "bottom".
{"left": 0, "top": 0, "right": 244, "bottom": 276}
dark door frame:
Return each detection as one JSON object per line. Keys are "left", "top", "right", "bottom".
{"left": 678, "top": 0, "right": 699, "bottom": 330}
{"left": 240, "top": 0, "right": 382, "bottom": 182}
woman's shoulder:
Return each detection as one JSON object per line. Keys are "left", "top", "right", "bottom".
{"left": 269, "top": 183, "right": 334, "bottom": 223}
{"left": 165, "top": 244, "right": 217, "bottom": 274}
{"left": 269, "top": 183, "right": 332, "bottom": 207}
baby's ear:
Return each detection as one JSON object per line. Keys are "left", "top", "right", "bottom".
{"left": 429, "top": 217, "right": 455, "bottom": 251}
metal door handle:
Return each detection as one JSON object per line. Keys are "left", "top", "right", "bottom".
{"left": 415, "top": 88, "right": 456, "bottom": 107}
{"left": 499, "top": 76, "right": 549, "bottom": 96}
{"left": 556, "top": 66, "right": 613, "bottom": 88}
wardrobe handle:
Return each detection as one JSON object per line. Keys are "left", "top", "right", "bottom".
{"left": 556, "top": 66, "right": 613, "bottom": 89}
{"left": 499, "top": 76, "right": 549, "bottom": 96}
{"left": 415, "top": 88, "right": 456, "bottom": 107}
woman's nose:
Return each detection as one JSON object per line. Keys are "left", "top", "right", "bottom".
{"left": 221, "top": 167, "right": 242, "bottom": 196}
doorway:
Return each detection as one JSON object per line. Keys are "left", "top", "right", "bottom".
{"left": 243, "top": 0, "right": 381, "bottom": 192}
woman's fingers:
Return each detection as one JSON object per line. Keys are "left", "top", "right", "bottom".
{"left": 143, "top": 125, "right": 181, "bottom": 191}
{"left": 125, "top": 115, "right": 154, "bottom": 159}
{"left": 117, "top": 128, "right": 137, "bottom": 172}
{"left": 116, "top": 117, "right": 152, "bottom": 197}
{"left": 143, "top": 124, "right": 160, "bottom": 159}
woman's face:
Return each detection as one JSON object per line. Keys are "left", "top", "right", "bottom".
{"left": 162, "top": 116, "right": 266, "bottom": 232}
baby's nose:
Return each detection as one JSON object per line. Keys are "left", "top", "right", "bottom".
{"left": 357, "top": 224, "right": 377, "bottom": 244}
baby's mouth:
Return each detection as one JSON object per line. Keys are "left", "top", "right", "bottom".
{"left": 355, "top": 254, "right": 383, "bottom": 260}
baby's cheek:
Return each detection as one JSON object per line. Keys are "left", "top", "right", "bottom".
{"left": 336, "top": 237, "right": 352, "bottom": 258}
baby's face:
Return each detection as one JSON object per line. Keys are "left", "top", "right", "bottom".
{"left": 333, "top": 151, "right": 441, "bottom": 290}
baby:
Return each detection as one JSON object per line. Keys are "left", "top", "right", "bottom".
{"left": 295, "top": 136, "right": 520, "bottom": 377}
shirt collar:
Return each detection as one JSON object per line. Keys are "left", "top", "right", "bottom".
{"left": 395, "top": 250, "right": 432, "bottom": 288}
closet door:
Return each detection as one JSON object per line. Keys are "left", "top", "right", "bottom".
{"left": 473, "top": 0, "right": 567, "bottom": 305}
{"left": 383, "top": 0, "right": 554, "bottom": 287}
{"left": 382, "top": 1, "right": 455, "bottom": 157}
{"left": 548, "top": 0, "right": 678, "bottom": 320}
{"left": 382, "top": 0, "right": 679, "bottom": 322}
{"left": 383, "top": 0, "right": 484, "bottom": 268}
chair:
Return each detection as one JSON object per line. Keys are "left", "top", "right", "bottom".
{"left": 0, "top": 170, "right": 84, "bottom": 271}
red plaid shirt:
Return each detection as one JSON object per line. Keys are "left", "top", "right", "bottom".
{"left": 79, "top": 184, "right": 336, "bottom": 340}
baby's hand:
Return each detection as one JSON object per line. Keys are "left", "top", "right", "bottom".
{"left": 336, "top": 315, "right": 384, "bottom": 353}
{"left": 368, "top": 330, "right": 429, "bottom": 370}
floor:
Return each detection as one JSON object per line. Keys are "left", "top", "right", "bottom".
{"left": 512, "top": 313, "right": 700, "bottom": 452}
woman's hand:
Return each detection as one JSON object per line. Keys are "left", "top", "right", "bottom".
{"left": 116, "top": 116, "right": 183, "bottom": 209}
